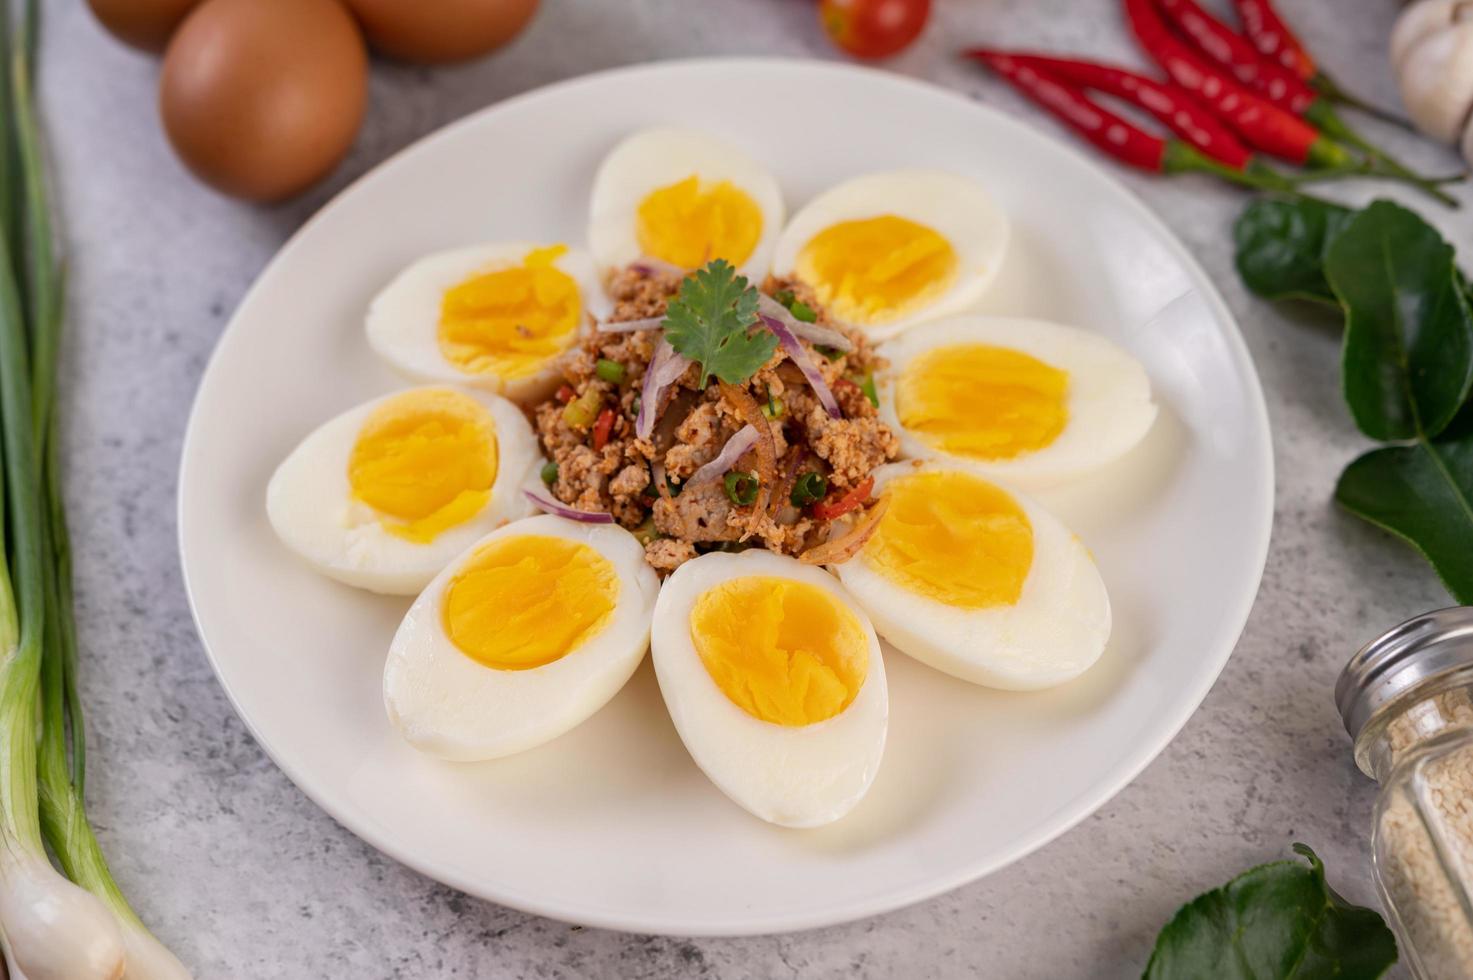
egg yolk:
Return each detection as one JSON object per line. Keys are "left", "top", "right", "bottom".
{"left": 348, "top": 388, "right": 498, "bottom": 544}
{"left": 864, "top": 471, "right": 1034, "bottom": 608}
{"left": 635, "top": 176, "right": 763, "bottom": 269}
{"left": 795, "top": 215, "right": 956, "bottom": 325}
{"left": 689, "top": 576, "right": 867, "bottom": 727}
{"left": 897, "top": 344, "right": 1069, "bottom": 460}
{"left": 438, "top": 245, "right": 582, "bottom": 379}
{"left": 442, "top": 535, "right": 619, "bottom": 671}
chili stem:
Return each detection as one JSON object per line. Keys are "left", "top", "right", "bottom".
{"left": 1306, "top": 103, "right": 1463, "bottom": 208}
{"left": 1310, "top": 72, "right": 1414, "bottom": 131}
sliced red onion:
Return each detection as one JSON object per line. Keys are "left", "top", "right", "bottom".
{"left": 523, "top": 487, "right": 615, "bottom": 524}
{"left": 597, "top": 316, "right": 664, "bottom": 333}
{"left": 757, "top": 293, "right": 853, "bottom": 353}
{"left": 759, "top": 313, "right": 842, "bottom": 419}
{"left": 635, "top": 339, "right": 691, "bottom": 440}
{"left": 631, "top": 257, "right": 685, "bottom": 277}
{"left": 686, "top": 424, "right": 760, "bottom": 488}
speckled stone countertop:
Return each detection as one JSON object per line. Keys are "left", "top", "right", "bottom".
{"left": 39, "top": 0, "right": 1472, "bottom": 975}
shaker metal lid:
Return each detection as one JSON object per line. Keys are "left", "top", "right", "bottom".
{"left": 1336, "top": 606, "right": 1473, "bottom": 741}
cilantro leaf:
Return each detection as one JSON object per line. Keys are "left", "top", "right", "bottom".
{"left": 661, "top": 259, "right": 776, "bottom": 387}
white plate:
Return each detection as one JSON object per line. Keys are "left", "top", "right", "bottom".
{"left": 178, "top": 58, "right": 1272, "bottom": 936}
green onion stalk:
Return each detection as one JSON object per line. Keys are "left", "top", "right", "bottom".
{"left": 0, "top": 5, "right": 188, "bottom": 976}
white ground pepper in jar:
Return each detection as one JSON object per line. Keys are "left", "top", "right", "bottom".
{"left": 1337, "top": 608, "right": 1473, "bottom": 980}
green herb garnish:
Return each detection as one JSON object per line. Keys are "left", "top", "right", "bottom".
{"left": 1235, "top": 197, "right": 1473, "bottom": 602}
{"left": 539, "top": 460, "right": 559, "bottom": 486}
{"left": 723, "top": 471, "right": 759, "bottom": 506}
{"left": 772, "top": 289, "right": 796, "bottom": 308}
{"left": 661, "top": 259, "right": 776, "bottom": 387}
{"left": 791, "top": 472, "right": 828, "bottom": 507}
{"left": 789, "top": 300, "right": 817, "bottom": 323}
{"left": 816, "top": 345, "right": 844, "bottom": 362}
{"left": 595, "top": 358, "right": 626, "bottom": 384}
{"left": 1143, "top": 844, "right": 1395, "bottom": 979}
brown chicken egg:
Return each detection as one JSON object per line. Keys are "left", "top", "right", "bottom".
{"left": 159, "top": 0, "right": 368, "bottom": 202}
{"left": 341, "top": 0, "right": 540, "bottom": 64}
{"left": 85, "top": 0, "right": 204, "bottom": 52}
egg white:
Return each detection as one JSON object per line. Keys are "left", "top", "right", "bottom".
{"left": 650, "top": 551, "right": 888, "bottom": 828}
{"left": 366, "top": 243, "right": 610, "bottom": 403}
{"left": 877, "top": 315, "right": 1157, "bottom": 488}
{"left": 834, "top": 462, "right": 1111, "bottom": 691}
{"left": 265, "top": 386, "right": 538, "bottom": 595}
{"left": 383, "top": 515, "right": 660, "bottom": 761}
{"left": 587, "top": 128, "right": 785, "bottom": 281}
{"left": 771, "top": 170, "right": 1010, "bottom": 340}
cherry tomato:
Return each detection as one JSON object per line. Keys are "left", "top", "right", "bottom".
{"left": 819, "top": 0, "right": 931, "bottom": 60}
{"left": 809, "top": 476, "right": 875, "bottom": 521}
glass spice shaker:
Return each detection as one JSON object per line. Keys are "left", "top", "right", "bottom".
{"left": 1337, "top": 607, "right": 1473, "bottom": 980}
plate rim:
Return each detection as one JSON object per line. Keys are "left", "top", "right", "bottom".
{"left": 176, "top": 55, "right": 1274, "bottom": 937}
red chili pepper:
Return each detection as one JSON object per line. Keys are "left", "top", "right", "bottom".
{"left": 1122, "top": 0, "right": 1342, "bottom": 168}
{"left": 810, "top": 476, "right": 874, "bottom": 521}
{"left": 1230, "top": 0, "right": 1314, "bottom": 79}
{"left": 967, "top": 50, "right": 1251, "bottom": 170}
{"left": 591, "top": 407, "right": 615, "bottom": 451}
{"left": 1156, "top": 0, "right": 1315, "bottom": 114}
{"left": 1140, "top": 0, "right": 1458, "bottom": 204}
{"left": 555, "top": 384, "right": 575, "bottom": 405}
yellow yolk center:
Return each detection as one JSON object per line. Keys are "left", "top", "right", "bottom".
{"left": 442, "top": 535, "right": 619, "bottom": 671}
{"left": 864, "top": 471, "right": 1034, "bottom": 609}
{"left": 795, "top": 215, "right": 957, "bottom": 325}
{"left": 635, "top": 176, "right": 763, "bottom": 269}
{"left": 897, "top": 343, "right": 1069, "bottom": 460}
{"left": 348, "top": 388, "right": 498, "bottom": 544}
{"left": 438, "top": 245, "right": 582, "bottom": 379}
{"left": 689, "top": 576, "right": 868, "bottom": 727}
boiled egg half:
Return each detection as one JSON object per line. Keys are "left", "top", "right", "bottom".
{"left": 877, "top": 316, "right": 1156, "bottom": 488}
{"left": 772, "top": 170, "right": 1009, "bottom": 340}
{"left": 384, "top": 515, "right": 660, "bottom": 761}
{"left": 267, "top": 386, "right": 538, "bottom": 595}
{"left": 367, "top": 243, "right": 610, "bottom": 402}
{"left": 588, "top": 128, "right": 784, "bottom": 281}
{"left": 835, "top": 462, "right": 1110, "bottom": 690}
{"left": 651, "top": 551, "right": 887, "bottom": 828}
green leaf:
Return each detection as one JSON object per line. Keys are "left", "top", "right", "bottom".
{"left": 1336, "top": 403, "right": 1473, "bottom": 603}
{"left": 1234, "top": 196, "right": 1356, "bottom": 306}
{"left": 1143, "top": 844, "right": 1396, "bottom": 980}
{"left": 1326, "top": 200, "right": 1473, "bottom": 441}
{"left": 662, "top": 259, "right": 775, "bottom": 387}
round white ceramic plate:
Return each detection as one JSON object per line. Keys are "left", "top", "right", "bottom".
{"left": 178, "top": 58, "right": 1273, "bottom": 936}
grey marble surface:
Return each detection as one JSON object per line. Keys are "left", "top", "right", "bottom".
{"left": 37, "top": 0, "right": 1472, "bottom": 976}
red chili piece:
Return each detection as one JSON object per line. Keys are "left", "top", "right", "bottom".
{"left": 555, "top": 384, "right": 575, "bottom": 405}
{"left": 969, "top": 50, "right": 1251, "bottom": 170}
{"left": 1156, "top": 0, "right": 1315, "bottom": 114}
{"left": 811, "top": 476, "right": 874, "bottom": 521}
{"left": 591, "top": 407, "right": 615, "bottom": 451}
{"left": 970, "top": 52, "right": 1167, "bottom": 172}
{"left": 1231, "top": 0, "right": 1314, "bottom": 79}
{"left": 1122, "top": 0, "right": 1340, "bottom": 167}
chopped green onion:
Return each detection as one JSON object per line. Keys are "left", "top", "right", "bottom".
{"left": 773, "top": 289, "right": 796, "bottom": 308}
{"left": 816, "top": 345, "right": 844, "bottom": 362}
{"left": 791, "top": 471, "right": 828, "bottom": 507}
{"left": 853, "top": 372, "right": 879, "bottom": 408}
{"left": 562, "top": 387, "right": 602, "bottom": 430}
{"left": 762, "top": 385, "right": 783, "bottom": 420}
{"left": 629, "top": 394, "right": 641, "bottom": 419}
{"left": 631, "top": 517, "right": 659, "bottom": 545}
{"left": 595, "top": 358, "right": 626, "bottom": 384}
{"left": 789, "top": 300, "right": 817, "bottom": 323}
{"left": 540, "top": 461, "right": 559, "bottom": 486}
{"left": 724, "top": 471, "right": 759, "bottom": 506}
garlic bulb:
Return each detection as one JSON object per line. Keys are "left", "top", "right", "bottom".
{"left": 1391, "top": 0, "right": 1473, "bottom": 161}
